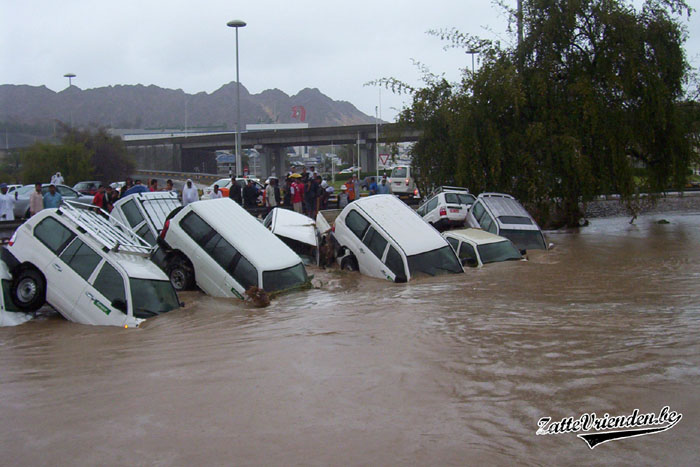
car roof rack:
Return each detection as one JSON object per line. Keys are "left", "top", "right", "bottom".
{"left": 127, "top": 191, "right": 180, "bottom": 233}
{"left": 57, "top": 200, "right": 155, "bottom": 257}
{"left": 427, "top": 185, "right": 470, "bottom": 198}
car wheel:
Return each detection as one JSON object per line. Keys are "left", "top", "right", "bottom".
{"left": 10, "top": 267, "right": 46, "bottom": 311}
{"left": 341, "top": 257, "right": 358, "bottom": 272}
{"left": 167, "top": 257, "right": 195, "bottom": 291}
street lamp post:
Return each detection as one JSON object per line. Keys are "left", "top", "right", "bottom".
{"left": 64, "top": 73, "right": 76, "bottom": 127}
{"left": 227, "top": 19, "right": 246, "bottom": 177}
{"left": 466, "top": 50, "right": 479, "bottom": 74}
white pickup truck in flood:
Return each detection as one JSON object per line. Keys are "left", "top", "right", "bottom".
{"left": 318, "top": 195, "right": 463, "bottom": 282}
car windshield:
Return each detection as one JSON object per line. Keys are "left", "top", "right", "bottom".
{"left": 262, "top": 262, "right": 308, "bottom": 292}
{"left": 407, "top": 246, "right": 463, "bottom": 277}
{"left": 129, "top": 278, "right": 180, "bottom": 318}
{"left": 16, "top": 185, "right": 34, "bottom": 197}
{"left": 499, "top": 229, "right": 546, "bottom": 251}
{"left": 458, "top": 193, "right": 476, "bottom": 205}
{"left": 477, "top": 241, "right": 522, "bottom": 264}
{"left": 391, "top": 167, "right": 407, "bottom": 178}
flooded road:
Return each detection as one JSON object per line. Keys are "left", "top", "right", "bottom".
{"left": 1, "top": 213, "right": 699, "bottom": 465}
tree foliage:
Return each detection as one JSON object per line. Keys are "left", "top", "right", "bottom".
{"left": 390, "top": 0, "right": 696, "bottom": 226}
{"left": 20, "top": 123, "right": 135, "bottom": 185}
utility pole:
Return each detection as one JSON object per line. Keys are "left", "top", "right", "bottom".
{"left": 517, "top": 0, "right": 523, "bottom": 49}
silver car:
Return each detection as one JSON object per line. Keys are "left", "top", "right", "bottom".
{"left": 13, "top": 184, "right": 94, "bottom": 219}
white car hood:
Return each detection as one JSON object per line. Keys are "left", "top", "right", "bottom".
{"left": 271, "top": 208, "right": 317, "bottom": 247}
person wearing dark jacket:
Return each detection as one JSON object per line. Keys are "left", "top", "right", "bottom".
{"left": 243, "top": 179, "right": 259, "bottom": 208}
{"left": 229, "top": 177, "right": 242, "bottom": 205}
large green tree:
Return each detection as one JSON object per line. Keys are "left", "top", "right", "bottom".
{"left": 383, "top": 0, "right": 696, "bottom": 226}
{"left": 21, "top": 124, "right": 135, "bottom": 185}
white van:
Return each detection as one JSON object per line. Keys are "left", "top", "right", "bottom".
{"left": 111, "top": 191, "right": 181, "bottom": 246}
{"left": 158, "top": 198, "right": 309, "bottom": 297}
{"left": 2, "top": 201, "right": 181, "bottom": 327}
{"left": 388, "top": 165, "right": 418, "bottom": 198}
{"left": 331, "top": 195, "right": 463, "bottom": 281}
{"left": 466, "top": 193, "right": 547, "bottom": 251}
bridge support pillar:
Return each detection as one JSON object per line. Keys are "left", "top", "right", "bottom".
{"left": 258, "top": 146, "right": 286, "bottom": 180}
{"left": 360, "top": 142, "right": 377, "bottom": 175}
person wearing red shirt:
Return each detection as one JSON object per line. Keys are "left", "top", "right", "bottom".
{"left": 291, "top": 178, "right": 304, "bottom": 213}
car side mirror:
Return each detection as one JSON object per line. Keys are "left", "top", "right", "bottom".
{"left": 461, "top": 257, "right": 477, "bottom": 268}
{"left": 520, "top": 249, "right": 527, "bottom": 256}
{"left": 548, "top": 243, "right": 555, "bottom": 250}
{"left": 180, "top": 302, "right": 185, "bottom": 308}
{"left": 111, "top": 298, "right": 127, "bottom": 312}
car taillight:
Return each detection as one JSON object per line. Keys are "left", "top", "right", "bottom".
{"left": 405, "top": 178, "right": 409, "bottom": 185}
{"left": 160, "top": 219, "right": 170, "bottom": 239}
{"left": 8, "top": 231, "right": 17, "bottom": 246}
{"left": 439, "top": 207, "right": 447, "bottom": 216}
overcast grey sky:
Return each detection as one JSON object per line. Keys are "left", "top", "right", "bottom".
{"left": 2, "top": 0, "right": 699, "bottom": 122}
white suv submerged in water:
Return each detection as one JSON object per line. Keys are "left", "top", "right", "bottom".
{"left": 330, "top": 195, "right": 463, "bottom": 281}
{"left": 417, "top": 186, "right": 476, "bottom": 231}
{"left": 158, "top": 198, "right": 309, "bottom": 297}
{"left": 2, "top": 201, "right": 181, "bottom": 327}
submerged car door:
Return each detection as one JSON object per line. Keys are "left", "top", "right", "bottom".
{"left": 360, "top": 226, "right": 395, "bottom": 281}
{"left": 75, "top": 260, "right": 130, "bottom": 326}
{"left": 52, "top": 237, "right": 104, "bottom": 323}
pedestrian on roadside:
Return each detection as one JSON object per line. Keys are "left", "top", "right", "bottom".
{"left": 29, "top": 182, "right": 44, "bottom": 217}
{"left": 265, "top": 178, "right": 278, "bottom": 214}
{"left": 164, "top": 179, "right": 174, "bottom": 192}
{"left": 182, "top": 179, "right": 199, "bottom": 206}
{"left": 229, "top": 177, "right": 242, "bottom": 205}
{"left": 377, "top": 177, "right": 391, "bottom": 194}
{"left": 92, "top": 185, "right": 108, "bottom": 212}
{"left": 105, "top": 185, "right": 117, "bottom": 211}
{"left": 243, "top": 179, "right": 258, "bottom": 209}
{"left": 353, "top": 175, "right": 361, "bottom": 200}
{"left": 43, "top": 184, "right": 63, "bottom": 209}
{"left": 51, "top": 172, "right": 64, "bottom": 186}
{"left": 149, "top": 179, "right": 158, "bottom": 192}
{"left": 211, "top": 184, "right": 223, "bottom": 199}
{"left": 338, "top": 185, "right": 349, "bottom": 208}
{"left": 291, "top": 177, "right": 304, "bottom": 213}
{"left": 0, "top": 183, "right": 15, "bottom": 221}
{"left": 344, "top": 176, "right": 356, "bottom": 202}
{"left": 368, "top": 177, "right": 378, "bottom": 195}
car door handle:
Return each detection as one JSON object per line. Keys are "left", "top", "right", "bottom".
{"left": 85, "top": 292, "right": 95, "bottom": 300}
{"left": 52, "top": 264, "right": 62, "bottom": 272}
{"left": 359, "top": 247, "right": 365, "bottom": 253}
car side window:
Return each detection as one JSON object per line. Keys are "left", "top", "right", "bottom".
{"left": 481, "top": 214, "right": 498, "bottom": 234}
{"left": 427, "top": 197, "right": 439, "bottom": 212}
{"left": 384, "top": 246, "right": 406, "bottom": 280}
{"left": 92, "top": 262, "right": 126, "bottom": 308}
{"left": 57, "top": 186, "right": 77, "bottom": 198}
{"left": 472, "top": 202, "right": 485, "bottom": 222}
{"left": 362, "top": 226, "right": 388, "bottom": 260}
{"left": 458, "top": 242, "right": 478, "bottom": 265}
{"left": 446, "top": 237, "right": 459, "bottom": 252}
{"left": 180, "top": 212, "right": 214, "bottom": 244}
{"left": 59, "top": 238, "right": 102, "bottom": 280}
{"left": 34, "top": 217, "right": 76, "bottom": 255}
{"left": 136, "top": 224, "right": 156, "bottom": 246}
{"left": 121, "top": 199, "right": 145, "bottom": 228}
{"left": 417, "top": 204, "right": 426, "bottom": 216}
{"left": 345, "top": 210, "right": 370, "bottom": 239}
{"left": 204, "top": 233, "right": 237, "bottom": 270}
{"left": 233, "top": 255, "right": 258, "bottom": 289}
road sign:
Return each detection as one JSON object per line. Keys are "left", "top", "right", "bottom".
{"left": 379, "top": 153, "right": 390, "bottom": 166}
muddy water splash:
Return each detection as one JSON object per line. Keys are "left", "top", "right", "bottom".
{"left": 1, "top": 213, "right": 699, "bottom": 465}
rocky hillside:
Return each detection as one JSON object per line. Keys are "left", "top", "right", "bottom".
{"left": 0, "top": 82, "right": 377, "bottom": 131}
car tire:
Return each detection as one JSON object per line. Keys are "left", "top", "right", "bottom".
{"left": 341, "top": 256, "right": 358, "bottom": 272}
{"left": 167, "top": 257, "right": 195, "bottom": 291}
{"left": 10, "top": 267, "right": 46, "bottom": 312}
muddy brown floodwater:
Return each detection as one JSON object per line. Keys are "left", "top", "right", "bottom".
{"left": 2, "top": 213, "right": 700, "bottom": 465}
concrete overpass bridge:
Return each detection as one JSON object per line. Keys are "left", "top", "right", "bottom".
{"left": 124, "top": 123, "right": 421, "bottom": 178}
